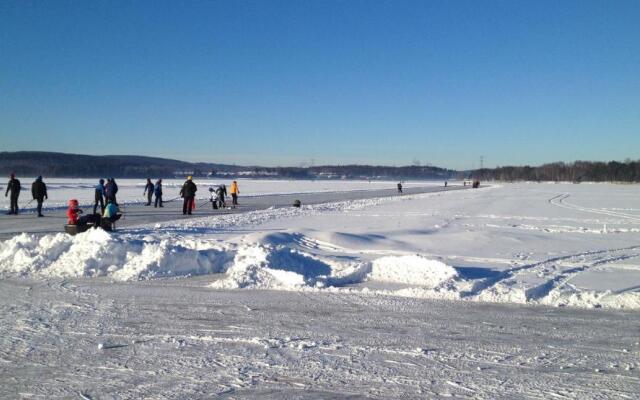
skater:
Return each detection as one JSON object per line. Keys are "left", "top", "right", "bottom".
{"left": 397, "top": 182, "right": 403, "bottom": 194}
{"left": 93, "top": 179, "right": 105, "bottom": 214}
{"left": 209, "top": 187, "right": 218, "bottom": 209}
{"left": 143, "top": 178, "right": 154, "bottom": 206}
{"left": 180, "top": 176, "right": 197, "bottom": 215}
{"left": 31, "top": 176, "right": 48, "bottom": 217}
{"left": 216, "top": 184, "right": 227, "bottom": 209}
{"left": 444, "top": 181, "right": 448, "bottom": 187}
{"left": 230, "top": 180, "right": 239, "bottom": 208}
{"left": 154, "top": 179, "right": 163, "bottom": 207}
{"left": 5, "top": 173, "right": 21, "bottom": 215}
{"left": 104, "top": 178, "right": 119, "bottom": 205}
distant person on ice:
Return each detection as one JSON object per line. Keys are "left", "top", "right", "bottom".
{"left": 31, "top": 176, "right": 48, "bottom": 217}
{"left": 180, "top": 176, "right": 197, "bottom": 215}
{"left": 104, "top": 178, "right": 119, "bottom": 205}
{"left": 93, "top": 178, "right": 105, "bottom": 214}
{"left": 154, "top": 179, "right": 163, "bottom": 207}
{"left": 216, "top": 184, "right": 227, "bottom": 209}
{"left": 230, "top": 181, "right": 239, "bottom": 208}
{"left": 5, "top": 173, "right": 21, "bottom": 215}
{"left": 209, "top": 187, "right": 218, "bottom": 209}
{"left": 143, "top": 178, "right": 154, "bottom": 206}
{"left": 397, "top": 182, "right": 403, "bottom": 194}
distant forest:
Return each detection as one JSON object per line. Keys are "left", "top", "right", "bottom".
{"left": 1, "top": 152, "right": 638, "bottom": 182}
{"left": 0, "top": 151, "right": 456, "bottom": 180}
{"left": 472, "top": 160, "right": 640, "bottom": 182}
{"left": 0, "top": 152, "right": 235, "bottom": 178}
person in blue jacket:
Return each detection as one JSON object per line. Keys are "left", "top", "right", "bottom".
{"left": 154, "top": 179, "right": 163, "bottom": 208}
{"left": 93, "top": 178, "right": 105, "bottom": 214}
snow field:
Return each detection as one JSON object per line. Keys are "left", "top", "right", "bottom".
{"left": 1, "top": 182, "right": 639, "bottom": 309}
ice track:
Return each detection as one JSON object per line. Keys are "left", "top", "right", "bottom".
{"left": 1, "top": 279, "right": 639, "bottom": 399}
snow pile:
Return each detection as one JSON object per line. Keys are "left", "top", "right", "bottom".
{"left": 0, "top": 230, "right": 233, "bottom": 280}
{"left": 211, "top": 247, "right": 458, "bottom": 291}
{"left": 211, "top": 245, "right": 326, "bottom": 289}
{"left": 368, "top": 255, "right": 457, "bottom": 288}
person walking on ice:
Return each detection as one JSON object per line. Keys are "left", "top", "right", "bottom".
{"left": 143, "top": 178, "right": 154, "bottom": 206}
{"left": 230, "top": 180, "right": 239, "bottom": 208}
{"left": 93, "top": 179, "right": 105, "bottom": 214}
{"left": 104, "top": 178, "right": 119, "bottom": 205}
{"left": 216, "top": 184, "right": 227, "bottom": 209}
{"left": 31, "top": 176, "right": 48, "bottom": 217}
{"left": 5, "top": 173, "right": 21, "bottom": 215}
{"left": 154, "top": 179, "right": 163, "bottom": 207}
{"left": 397, "top": 182, "right": 403, "bottom": 194}
{"left": 180, "top": 176, "right": 197, "bottom": 215}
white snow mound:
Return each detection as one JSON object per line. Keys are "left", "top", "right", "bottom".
{"left": 368, "top": 255, "right": 457, "bottom": 288}
{"left": 0, "top": 230, "right": 233, "bottom": 280}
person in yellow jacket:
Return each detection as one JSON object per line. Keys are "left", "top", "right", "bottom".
{"left": 230, "top": 180, "right": 239, "bottom": 208}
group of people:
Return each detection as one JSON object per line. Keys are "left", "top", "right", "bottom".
{"left": 178, "top": 176, "right": 239, "bottom": 215}
{"left": 67, "top": 198, "right": 121, "bottom": 228}
{"left": 143, "top": 178, "right": 164, "bottom": 208}
{"left": 4, "top": 173, "right": 48, "bottom": 217}
{"left": 4, "top": 173, "right": 241, "bottom": 220}
{"left": 93, "top": 178, "right": 121, "bottom": 214}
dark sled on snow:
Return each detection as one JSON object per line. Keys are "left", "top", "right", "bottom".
{"left": 64, "top": 215, "right": 121, "bottom": 235}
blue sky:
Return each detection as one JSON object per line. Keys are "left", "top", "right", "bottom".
{"left": 1, "top": 0, "right": 638, "bottom": 169}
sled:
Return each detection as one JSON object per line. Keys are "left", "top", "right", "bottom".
{"left": 64, "top": 223, "right": 95, "bottom": 235}
{"left": 64, "top": 214, "right": 121, "bottom": 235}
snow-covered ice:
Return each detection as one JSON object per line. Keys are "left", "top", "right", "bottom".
{"left": 1, "top": 182, "right": 639, "bottom": 309}
{"left": 1, "top": 182, "right": 640, "bottom": 398}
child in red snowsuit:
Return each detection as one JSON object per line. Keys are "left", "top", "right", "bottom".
{"left": 66, "top": 199, "right": 81, "bottom": 224}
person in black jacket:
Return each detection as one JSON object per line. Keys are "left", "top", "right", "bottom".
{"left": 143, "top": 178, "right": 154, "bottom": 206}
{"left": 5, "top": 173, "right": 21, "bottom": 215}
{"left": 154, "top": 179, "right": 163, "bottom": 208}
{"left": 105, "top": 178, "right": 119, "bottom": 205}
{"left": 179, "top": 176, "right": 197, "bottom": 215}
{"left": 31, "top": 176, "right": 48, "bottom": 217}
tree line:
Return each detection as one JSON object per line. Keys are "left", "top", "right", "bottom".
{"left": 471, "top": 160, "right": 640, "bottom": 182}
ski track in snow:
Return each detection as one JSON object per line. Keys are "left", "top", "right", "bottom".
{"left": 549, "top": 193, "right": 640, "bottom": 222}
{"left": 1, "top": 279, "right": 639, "bottom": 399}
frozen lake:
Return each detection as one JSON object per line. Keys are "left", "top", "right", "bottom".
{"left": 1, "top": 182, "right": 639, "bottom": 398}
{"left": 0, "top": 178, "right": 444, "bottom": 210}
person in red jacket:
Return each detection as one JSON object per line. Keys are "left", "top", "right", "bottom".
{"left": 67, "top": 199, "right": 81, "bottom": 224}
{"left": 66, "top": 198, "right": 102, "bottom": 227}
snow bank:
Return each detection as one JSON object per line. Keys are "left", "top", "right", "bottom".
{"left": 211, "top": 248, "right": 458, "bottom": 291}
{"left": 0, "top": 230, "right": 233, "bottom": 280}
{"left": 369, "top": 255, "right": 457, "bottom": 288}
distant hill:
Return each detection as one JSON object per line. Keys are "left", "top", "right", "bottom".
{"left": 0, "top": 151, "right": 459, "bottom": 180}
{"left": 0, "top": 152, "right": 239, "bottom": 178}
